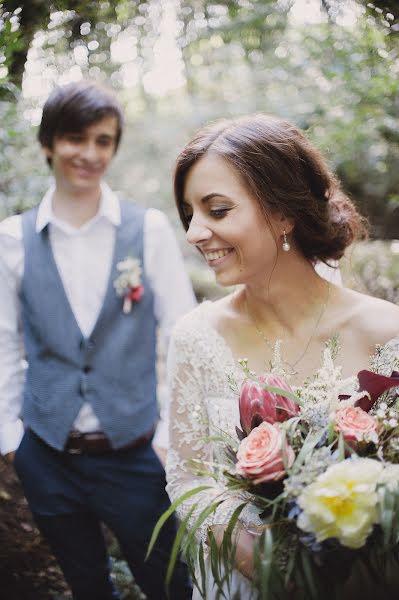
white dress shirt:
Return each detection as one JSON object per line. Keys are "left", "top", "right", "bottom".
{"left": 0, "top": 182, "right": 196, "bottom": 455}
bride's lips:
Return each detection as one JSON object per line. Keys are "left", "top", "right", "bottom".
{"left": 203, "top": 248, "right": 234, "bottom": 267}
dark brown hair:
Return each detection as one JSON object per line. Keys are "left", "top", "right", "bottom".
{"left": 38, "top": 80, "right": 124, "bottom": 166}
{"left": 174, "top": 114, "right": 367, "bottom": 262}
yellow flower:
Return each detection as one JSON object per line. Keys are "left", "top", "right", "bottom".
{"left": 297, "top": 458, "right": 383, "bottom": 549}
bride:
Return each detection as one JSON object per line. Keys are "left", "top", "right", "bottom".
{"left": 165, "top": 114, "right": 399, "bottom": 599}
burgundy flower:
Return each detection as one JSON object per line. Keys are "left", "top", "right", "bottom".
{"left": 339, "top": 370, "right": 399, "bottom": 412}
{"left": 239, "top": 375, "right": 299, "bottom": 435}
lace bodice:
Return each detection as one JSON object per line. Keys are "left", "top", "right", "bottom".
{"left": 165, "top": 301, "right": 399, "bottom": 543}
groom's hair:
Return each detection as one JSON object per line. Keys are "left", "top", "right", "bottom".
{"left": 38, "top": 80, "right": 124, "bottom": 166}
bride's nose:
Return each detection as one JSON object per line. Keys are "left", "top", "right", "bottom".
{"left": 186, "top": 214, "right": 212, "bottom": 245}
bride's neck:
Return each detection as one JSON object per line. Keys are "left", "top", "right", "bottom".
{"left": 242, "top": 260, "right": 331, "bottom": 336}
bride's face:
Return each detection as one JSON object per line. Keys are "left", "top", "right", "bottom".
{"left": 182, "top": 153, "right": 285, "bottom": 287}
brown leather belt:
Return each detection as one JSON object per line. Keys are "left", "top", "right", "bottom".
{"left": 64, "top": 429, "right": 154, "bottom": 455}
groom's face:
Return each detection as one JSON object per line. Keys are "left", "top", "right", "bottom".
{"left": 41, "top": 115, "right": 118, "bottom": 196}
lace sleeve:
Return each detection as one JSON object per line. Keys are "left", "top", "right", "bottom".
{"left": 165, "top": 310, "right": 261, "bottom": 543}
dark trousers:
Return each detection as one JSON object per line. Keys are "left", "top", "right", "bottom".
{"left": 14, "top": 429, "right": 192, "bottom": 600}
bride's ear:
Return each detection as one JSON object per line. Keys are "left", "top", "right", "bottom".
{"left": 277, "top": 215, "right": 295, "bottom": 236}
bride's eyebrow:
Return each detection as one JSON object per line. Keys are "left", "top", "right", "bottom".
{"left": 200, "top": 193, "right": 231, "bottom": 204}
{"left": 182, "top": 193, "right": 232, "bottom": 208}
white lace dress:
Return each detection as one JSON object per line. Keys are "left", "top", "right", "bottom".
{"left": 165, "top": 301, "right": 399, "bottom": 600}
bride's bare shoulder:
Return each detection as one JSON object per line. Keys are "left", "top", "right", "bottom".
{"left": 340, "top": 287, "right": 399, "bottom": 346}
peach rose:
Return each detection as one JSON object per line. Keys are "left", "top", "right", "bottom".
{"left": 334, "top": 406, "right": 378, "bottom": 445}
{"left": 236, "top": 421, "right": 295, "bottom": 484}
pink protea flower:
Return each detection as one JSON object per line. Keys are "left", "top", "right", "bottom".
{"left": 239, "top": 374, "right": 299, "bottom": 435}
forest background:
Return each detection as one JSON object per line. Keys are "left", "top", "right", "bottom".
{"left": 0, "top": 1, "right": 398, "bottom": 598}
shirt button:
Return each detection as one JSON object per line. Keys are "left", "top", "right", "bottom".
{"left": 83, "top": 365, "right": 92, "bottom": 374}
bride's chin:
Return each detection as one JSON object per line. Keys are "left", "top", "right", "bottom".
{"left": 214, "top": 272, "right": 242, "bottom": 287}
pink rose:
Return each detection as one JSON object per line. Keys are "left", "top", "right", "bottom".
{"left": 236, "top": 422, "right": 295, "bottom": 484}
{"left": 239, "top": 375, "right": 299, "bottom": 435}
{"left": 334, "top": 406, "right": 378, "bottom": 445}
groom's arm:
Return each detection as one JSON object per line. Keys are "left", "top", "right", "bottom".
{"left": 144, "top": 209, "right": 196, "bottom": 463}
{"left": 0, "top": 216, "right": 26, "bottom": 462}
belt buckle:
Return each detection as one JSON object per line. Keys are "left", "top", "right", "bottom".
{"left": 67, "top": 447, "right": 83, "bottom": 455}
{"left": 66, "top": 431, "right": 84, "bottom": 454}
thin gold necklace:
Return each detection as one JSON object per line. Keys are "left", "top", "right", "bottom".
{"left": 245, "top": 282, "right": 330, "bottom": 375}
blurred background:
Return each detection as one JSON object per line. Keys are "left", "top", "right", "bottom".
{"left": 0, "top": 1, "right": 398, "bottom": 597}
{"left": 1, "top": 0, "right": 398, "bottom": 303}
{"left": 1, "top": 0, "right": 399, "bottom": 307}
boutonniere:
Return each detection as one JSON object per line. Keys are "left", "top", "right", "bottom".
{"left": 113, "top": 256, "right": 144, "bottom": 314}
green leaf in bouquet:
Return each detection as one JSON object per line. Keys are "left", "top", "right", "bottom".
{"left": 220, "top": 503, "right": 247, "bottom": 586}
{"left": 223, "top": 470, "right": 255, "bottom": 495}
{"left": 293, "top": 429, "right": 327, "bottom": 470}
{"left": 166, "top": 505, "right": 197, "bottom": 591}
{"left": 206, "top": 423, "right": 241, "bottom": 449}
{"left": 206, "top": 503, "right": 249, "bottom": 599}
{"left": 327, "top": 418, "right": 336, "bottom": 445}
{"left": 197, "top": 541, "right": 207, "bottom": 598}
{"left": 285, "top": 540, "right": 298, "bottom": 588}
{"left": 299, "top": 547, "right": 319, "bottom": 600}
{"left": 281, "top": 429, "right": 289, "bottom": 472}
{"left": 187, "top": 458, "right": 219, "bottom": 480}
{"left": 378, "top": 482, "right": 399, "bottom": 549}
{"left": 260, "top": 383, "right": 303, "bottom": 407}
{"left": 207, "top": 529, "right": 226, "bottom": 597}
{"left": 183, "top": 499, "right": 224, "bottom": 557}
{"left": 145, "top": 485, "right": 211, "bottom": 560}
{"left": 254, "top": 527, "right": 273, "bottom": 600}
{"left": 183, "top": 538, "right": 207, "bottom": 598}
{"left": 395, "top": 486, "right": 399, "bottom": 546}
{"left": 338, "top": 432, "right": 345, "bottom": 461}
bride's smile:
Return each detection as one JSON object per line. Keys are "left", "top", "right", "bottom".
{"left": 182, "top": 152, "right": 294, "bottom": 288}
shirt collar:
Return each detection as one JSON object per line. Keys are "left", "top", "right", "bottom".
{"left": 35, "top": 181, "right": 121, "bottom": 233}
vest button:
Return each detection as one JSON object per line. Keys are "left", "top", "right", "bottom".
{"left": 83, "top": 365, "right": 91, "bottom": 374}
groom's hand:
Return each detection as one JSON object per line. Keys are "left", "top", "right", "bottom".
{"left": 3, "top": 451, "right": 15, "bottom": 465}
{"left": 153, "top": 444, "right": 167, "bottom": 467}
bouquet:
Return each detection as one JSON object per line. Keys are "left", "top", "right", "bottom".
{"left": 148, "top": 341, "right": 399, "bottom": 599}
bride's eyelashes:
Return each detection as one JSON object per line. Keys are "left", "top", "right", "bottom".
{"left": 209, "top": 207, "right": 232, "bottom": 218}
{"left": 184, "top": 207, "right": 233, "bottom": 223}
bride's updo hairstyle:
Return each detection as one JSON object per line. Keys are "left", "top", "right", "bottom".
{"left": 174, "top": 114, "right": 367, "bottom": 262}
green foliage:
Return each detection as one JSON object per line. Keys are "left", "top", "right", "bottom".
{"left": 341, "top": 240, "right": 399, "bottom": 304}
{"left": 0, "top": 0, "right": 398, "bottom": 236}
{"left": 0, "top": 5, "right": 23, "bottom": 97}
{"left": 172, "top": 2, "right": 399, "bottom": 236}
{"left": 0, "top": 99, "right": 49, "bottom": 219}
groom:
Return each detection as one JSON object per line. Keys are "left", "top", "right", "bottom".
{"left": 0, "top": 80, "right": 195, "bottom": 599}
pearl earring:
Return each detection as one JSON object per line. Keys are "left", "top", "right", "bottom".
{"left": 282, "top": 230, "right": 290, "bottom": 252}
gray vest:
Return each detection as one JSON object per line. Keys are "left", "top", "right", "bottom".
{"left": 20, "top": 201, "right": 157, "bottom": 450}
